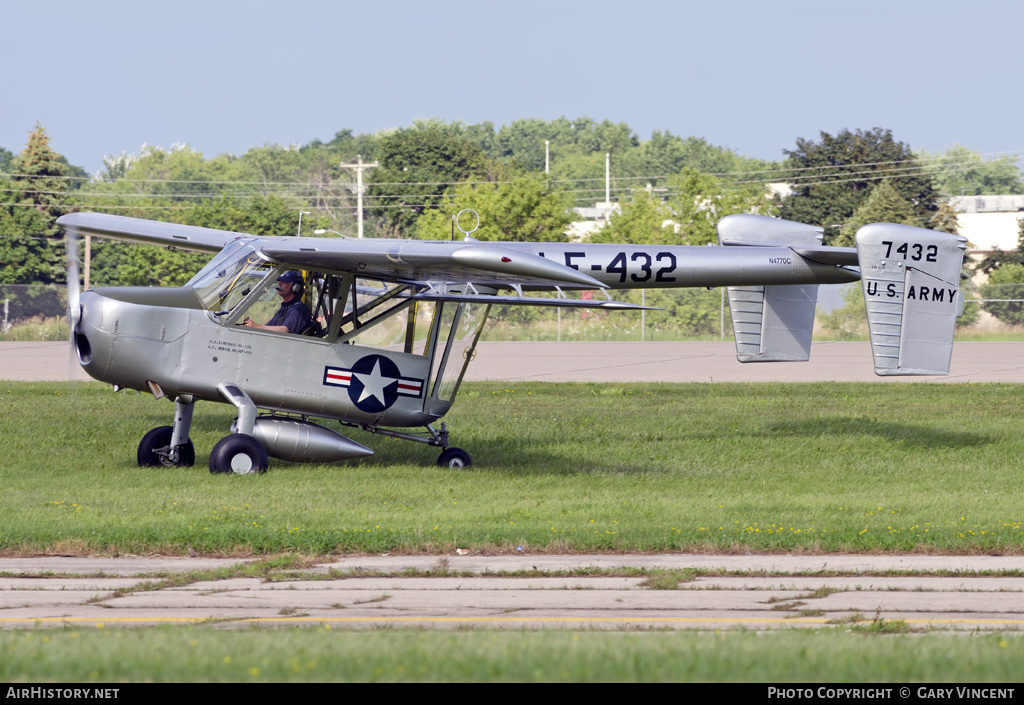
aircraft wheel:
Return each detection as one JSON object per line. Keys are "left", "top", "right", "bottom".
{"left": 137, "top": 426, "right": 195, "bottom": 468}
{"left": 437, "top": 447, "right": 471, "bottom": 470}
{"left": 209, "top": 434, "right": 269, "bottom": 475}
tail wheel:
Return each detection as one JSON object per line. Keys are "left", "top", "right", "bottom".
{"left": 137, "top": 426, "right": 195, "bottom": 467}
{"left": 437, "top": 447, "right": 471, "bottom": 470}
{"left": 209, "top": 434, "right": 269, "bottom": 475}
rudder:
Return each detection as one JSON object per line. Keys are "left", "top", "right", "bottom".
{"left": 718, "top": 214, "right": 824, "bottom": 362}
{"left": 855, "top": 223, "right": 967, "bottom": 376}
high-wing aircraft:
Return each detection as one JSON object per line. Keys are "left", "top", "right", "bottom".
{"left": 58, "top": 211, "right": 967, "bottom": 474}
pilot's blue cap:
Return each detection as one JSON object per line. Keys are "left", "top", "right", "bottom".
{"left": 277, "top": 270, "right": 304, "bottom": 285}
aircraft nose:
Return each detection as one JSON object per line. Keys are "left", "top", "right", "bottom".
{"left": 73, "top": 290, "right": 104, "bottom": 366}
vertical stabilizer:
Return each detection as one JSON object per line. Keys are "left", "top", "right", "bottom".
{"left": 718, "top": 215, "right": 823, "bottom": 362}
{"left": 855, "top": 223, "right": 967, "bottom": 376}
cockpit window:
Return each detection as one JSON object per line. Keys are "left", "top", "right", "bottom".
{"left": 187, "top": 242, "right": 273, "bottom": 316}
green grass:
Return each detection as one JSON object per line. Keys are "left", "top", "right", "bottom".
{"left": 1, "top": 628, "right": 1023, "bottom": 682}
{"left": 2, "top": 381, "right": 1023, "bottom": 555}
{"left": 0, "top": 316, "right": 68, "bottom": 341}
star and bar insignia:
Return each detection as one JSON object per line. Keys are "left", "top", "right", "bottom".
{"left": 323, "top": 354, "right": 424, "bottom": 413}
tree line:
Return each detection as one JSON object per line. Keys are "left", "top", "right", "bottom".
{"left": 3, "top": 118, "right": 1024, "bottom": 332}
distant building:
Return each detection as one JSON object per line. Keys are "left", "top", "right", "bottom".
{"left": 567, "top": 202, "right": 619, "bottom": 241}
{"left": 565, "top": 190, "right": 1024, "bottom": 254}
{"left": 950, "top": 195, "right": 1024, "bottom": 254}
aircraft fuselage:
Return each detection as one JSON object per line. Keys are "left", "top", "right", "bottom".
{"left": 74, "top": 288, "right": 442, "bottom": 428}
{"left": 465, "top": 242, "right": 858, "bottom": 289}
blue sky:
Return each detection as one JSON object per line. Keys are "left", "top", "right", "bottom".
{"left": 4, "top": 0, "right": 1021, "bottom": 175}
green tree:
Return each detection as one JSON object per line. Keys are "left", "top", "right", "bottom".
{"left": 818, "top": 283, "right": 866, "bottom": 340}
{"left": 928, "top": 201, "right": 960, "bottom": 234}
{"left": 367, "top": 126, "right": 489, "bottom": 237}
{"left": 980, "top": 263, "right": 1024, "bottom": 327}
{"left": 316, "top": 128, "right": 379, "bottom": 162}
{"left": 835, "top": 180, "right": 917, "bottom": 247}
{"left": 591, "top": 188, "right": 673, "bottom": 245}
{"left": 925, "top": 201, "right": 980, "bottom": 328}
{"left": 0, "top": 147, "right": 15, "bottom": 174}
{"left": 779, "top": 128, "right": 938, "bottom": 243}
{"left": 0, "top": 123, "right": 69, "bottom": 284}
{"left": 89, "top": 195, "right": 300, "bottom": 287}
{"left": 416, "top": 172, "right": 574, "bottom": 242}
{"left": 119, "top": 143, "right": 230, "bottom": 199}
{"left": 917, "top": 144, "right": 1024, "bottom": 196}
{"left": 596, "top": 168, "right": 777, "bottom": 246}
{"left": 592, "top": 168, "right": 776, "bottom": 337}
{"left": 615, "top": 133, "right": 778, "bottom": 180}
{"left": 664, "top": 168, "right": 778, "bottom": 246}
{"left": 186, "top": 194, "right": 299, "bottom": 236}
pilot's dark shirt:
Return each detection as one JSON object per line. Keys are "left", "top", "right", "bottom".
{"left": 266, "top": 298, "right": 313, "bottom": 334}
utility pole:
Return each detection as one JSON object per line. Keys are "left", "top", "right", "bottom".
{"left": 84, "top": 234, "right": 91, "bottom": 290}
{"left": 605, "top": 152, "right": 611, "bottom": 215}
{"left": 545, "top": 140, "right": 550, "bottom": 189}
{"left": 339, "top": 154, "right": 379, "bottom": 238}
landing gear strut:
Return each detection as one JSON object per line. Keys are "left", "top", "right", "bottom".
{"left": 353, "top": 421, "right": 473, "bottom": 469}
{"left": 137, "top": 426, "right": 195, "bottom": 467}
{"left": 137, "top": 396, "right": 196, "bottom": 468}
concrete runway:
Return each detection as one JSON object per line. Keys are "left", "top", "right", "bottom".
{"left": 3, "top": 340, "right": 1023, "bottom": 630}
{"left": 2, "top": 554, "right": 1024, "bottom": 631}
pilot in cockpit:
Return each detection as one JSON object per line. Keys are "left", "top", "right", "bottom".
{"left": 243, "top": 270, "right": 313, "bottom": 334}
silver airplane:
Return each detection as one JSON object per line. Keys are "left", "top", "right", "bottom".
{"left": 58, "top": 211, "right": 967, "bottom": 474}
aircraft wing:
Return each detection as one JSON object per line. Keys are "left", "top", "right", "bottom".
{"left": 56, "top": 213, "right": 605, "bottom": 289}
{"left": 57, "top": 213, "right": 248, "bottom": 253}
{"left": 259, "top": 238, "right": 606, "bottom": 289}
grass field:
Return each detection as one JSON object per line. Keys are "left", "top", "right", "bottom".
{"left": 2, "top": 380, "right": 1023, "bottom": 555}
{"left": 4, "top": 379, "right": 1024, "bottom": 683}
{"left": 2, "top": 628, "right": 1024, "bottom": 682}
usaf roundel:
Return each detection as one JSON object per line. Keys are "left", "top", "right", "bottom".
{"left": 323, "top": 355, "right": 424, "bottom": 413}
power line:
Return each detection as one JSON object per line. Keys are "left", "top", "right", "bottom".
{"left": 2, "top": 153, "right": 1019, "bottom": 215}
{"left": 1, "top": 148, "right": 1021, "bottom": 188}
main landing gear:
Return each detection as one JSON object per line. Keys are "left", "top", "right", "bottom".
{"left": 208, "top": 434, "right": 269, "bottom": 475}
{"left": 138, "top": 393, "right": 473, "bottom": 473}
{"left": 135, "top": 393, "right": 269, "bottom": 475}
{"left": 137, "top": 397, "right": 196, "bottom": 467}
{"left": 137, "top": 426, "right": 195, "bottom": 467}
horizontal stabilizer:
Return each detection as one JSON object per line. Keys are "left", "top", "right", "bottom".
{"left": 717, "top": 213, "right": 824, "bottom": 245}
{"left": 856, "top": 223, "right": 967, "bottom": 376}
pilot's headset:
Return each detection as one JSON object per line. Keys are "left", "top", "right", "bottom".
{"left": 277, "top": 270, "right": 305, "bottom": 297}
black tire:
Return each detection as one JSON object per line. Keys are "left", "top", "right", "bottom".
{"left": 209, "top": 434, "right": 269, "bottom": 475}
{"left": 436, "top": 447, "right": 471, "bottom": 469}
{"left": 137, "top": 426, "right": 195, "bottom": 467}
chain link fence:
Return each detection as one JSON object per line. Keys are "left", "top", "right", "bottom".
{"left": 4, "top": 283, "right": 1024, "bottom": 342}
{"left": 0, "top": 285, "right": 69, "bottom": 340}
